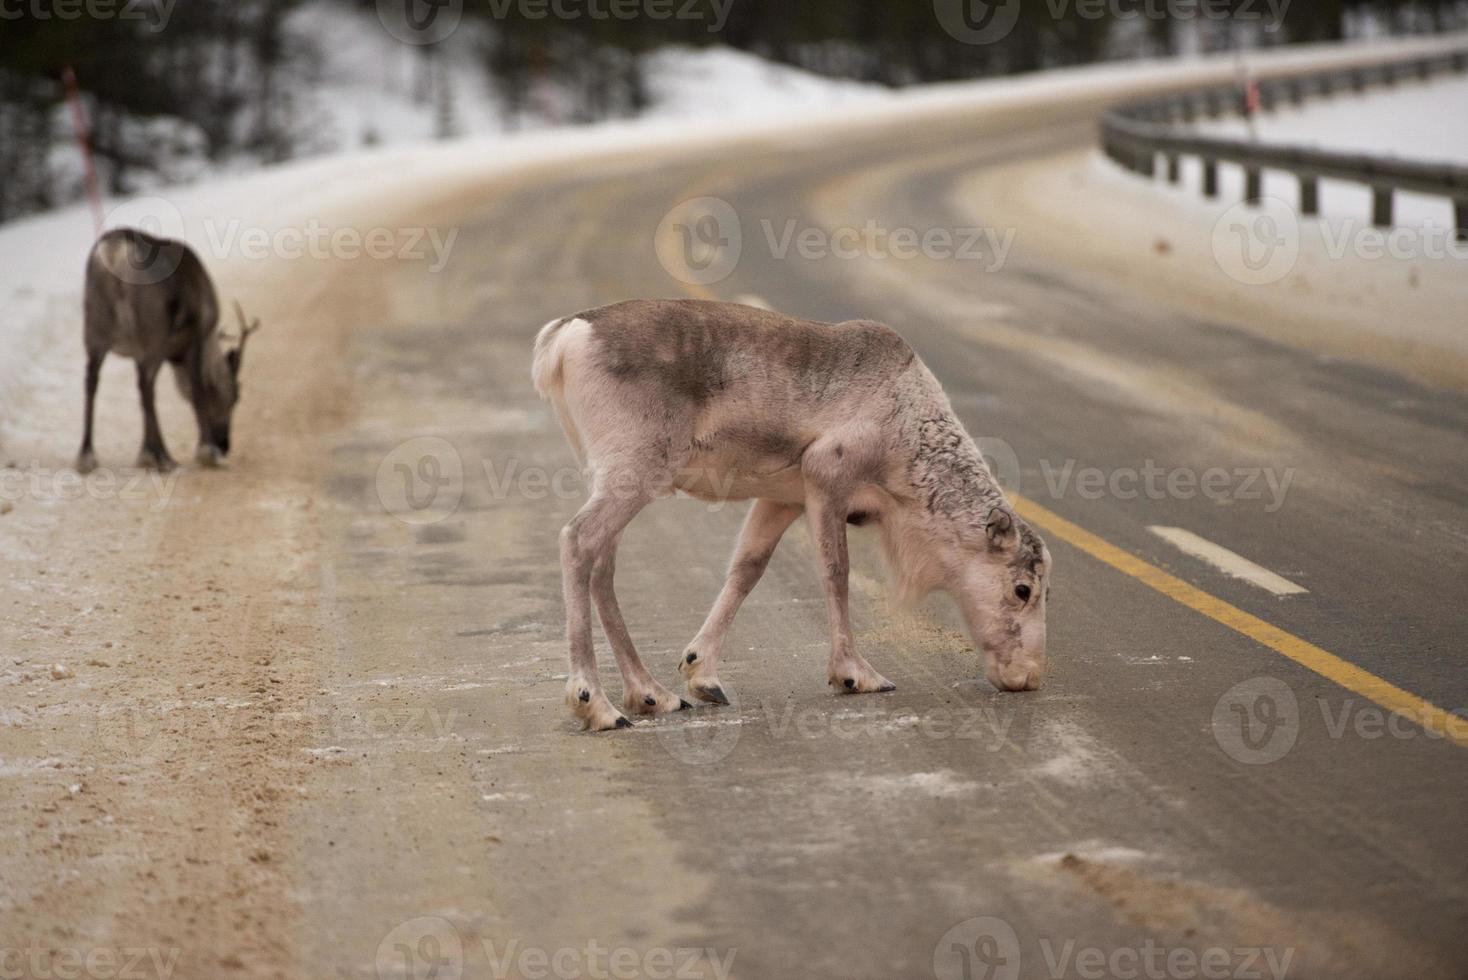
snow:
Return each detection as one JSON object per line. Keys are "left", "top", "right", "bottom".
{"left": 1192, "top": 75, "right": 1468, "bottom": 163}
{"left": 1173, "top": 72, "right": 1468, "bottom": 228}
{"left": 642, "top": 46, "right": 889, "bottom": 119}
{"left": 281, "top": 3, "right": 890, "bottom": 152}
{"left": 3, "top": 27, "right": 1467, "bottom": 459}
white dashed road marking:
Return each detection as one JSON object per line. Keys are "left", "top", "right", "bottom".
{"left": 1148, "top": 526, "right": 1308, "bottom": 597}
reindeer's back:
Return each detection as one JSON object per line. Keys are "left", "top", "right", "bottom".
{"left": 549, "top": 300, "right": 918, "bottom": 494}
{"left": 85, "top": 229, "right": 217, "bottom": 359}
{"left": 576, "top": 298, "right": 915, "bottom": 408}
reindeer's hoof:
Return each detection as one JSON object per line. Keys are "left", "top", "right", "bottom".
{"left": 830, "top": 667, "right": 896, "bottom": 695}
{"left": 625, "top": 681, "right": 686, "bottom": 717}
{"left": 137, "top": 452, "right": 177, "bottom": 473}
{"left": 195, "top": 445, "right": 227, "bottom": 468}
{"left": 688, "top": 682, "right": 730, "bottom": 706}
{"left": 76, "top": 452, "right": 98, "bottom": 475}
{"left": 569, "top": 684, "right": 632, "bottom": 732}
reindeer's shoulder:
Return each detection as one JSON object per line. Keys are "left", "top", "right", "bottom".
{"left": 827, "top": 318, "right": 918, "bottom": 376}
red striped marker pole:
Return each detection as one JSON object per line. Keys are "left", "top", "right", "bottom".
{"left": 62, "top": 65, "right": 104, "bottom": 235}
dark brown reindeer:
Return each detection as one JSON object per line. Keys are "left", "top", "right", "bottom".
{"left": 78, "top": 227, "right": 260, "bottom": 474}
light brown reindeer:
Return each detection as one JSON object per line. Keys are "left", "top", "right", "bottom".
{"left": 533, "top": 299, "right": 1050, "bottom": 732}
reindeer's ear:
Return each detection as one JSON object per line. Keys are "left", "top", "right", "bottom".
{"left": 985, "top": 507, "right": 1016, "bottom": 548}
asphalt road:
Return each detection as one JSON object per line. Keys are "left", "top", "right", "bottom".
{"left": 7, "top": 77, "right": 1467, "bottom": 980}
{"left": 289, "top": 93, "right": 1468, "bottom": 979}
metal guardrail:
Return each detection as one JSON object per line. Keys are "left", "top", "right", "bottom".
{"left": 1100, "top": 49, "right": 1468, "bottom": 238}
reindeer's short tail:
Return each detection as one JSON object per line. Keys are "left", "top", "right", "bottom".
{"left": 531, "top": 316, "right": 586, "bottom": 464}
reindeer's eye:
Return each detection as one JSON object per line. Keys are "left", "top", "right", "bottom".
{"left": 1015, "top": 584, "right": 1032, "bottom": 602}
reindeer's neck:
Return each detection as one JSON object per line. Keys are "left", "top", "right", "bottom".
{"left": 897, "top": 379, "right": 1006, "bottom": 526}
{"left": 171, "top": 333, "right": 226, "bottom": 407}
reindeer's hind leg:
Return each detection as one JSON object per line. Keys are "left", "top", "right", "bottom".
{"left": 560, "top": 481, "right": 657, "bottom": 731}
{"left": 681, "top": 499, "right": 802, "bottom": 706}
{"left": 591, "top": 535, "right": 690, "bottom": 717}
{"left": 77, "top": 349, "right": 105, "bottom": 474}
{"left": 134, "top": 360, "right": 176, "bottom": 472}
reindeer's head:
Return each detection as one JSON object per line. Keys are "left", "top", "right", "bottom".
{"left": 953, "top": 506, "right": 1050, "bottom": 692}
{"left": 190, "top": 301, "right": 260, "bottom": 466}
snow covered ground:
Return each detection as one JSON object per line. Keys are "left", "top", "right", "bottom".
{"left": 1169, "top": 71, "right": 1468, "bottom": 228}
{"left": 1193, "top": 75, "right": 1468, "bottom": 163}
{"left": 3, "top": 30, "right": 1467, "bottom": 461}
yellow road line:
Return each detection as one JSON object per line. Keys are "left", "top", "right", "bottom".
{"left": 1013, "top": 494, "right": 1468, "bottom": 748}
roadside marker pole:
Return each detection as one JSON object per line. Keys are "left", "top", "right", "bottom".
{"left": 62, "top": 65, "right": 104, "bottom": 235}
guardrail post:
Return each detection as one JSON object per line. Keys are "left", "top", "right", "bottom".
{"left": 1203, "top": 158, "right": 1219, "bottom": 199}
{"left": 1353, "top": 70, "right": 1367, "bottom": 93}
{"left": 1319, "top": 74, "right": 1334, "bottom": 97}
{"left": 1289, "top": 80, "right": 1305, "bottom": 106}
{"left": 1372, "top": 187, "right": 1394, "bottom": 227}
{"left": 1300, "top": 176, "right": 1320, "bottom": 216}
{"left": 1137, "top": 149, "right": 1155, "bottom": 177}
{"left": 1245, "top": 167, "right": 1263, "bottom": 205}
{"left": 1418, "top": 60, "right": 1432, "bottom": 82}
{"left": 1166, "top": 154, "right": 1181, "bottom": 184}
{"left": 1456, "top": 200, "right": 1467, "bottom": 243}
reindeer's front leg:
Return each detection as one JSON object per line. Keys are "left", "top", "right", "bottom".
{"left": 77, "top": 349, "right": 104, "bottom": 474}
{"left": 134, "top": 360, "right": 176, "bottom": 472}
{"left": 802, "top": 437, "right": 895, "bottom": 695}
{"left": 682, "top": 499, "right": 803, "bottom": 705}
